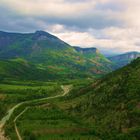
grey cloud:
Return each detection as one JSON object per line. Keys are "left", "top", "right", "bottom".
{"left": 0, "top": 0, "right": 123, "bottom": 33}
{"left": 95, "top": 1, "right": 124, "bottom": 11}
{"left": 38, "top": 12, "right": 122, "bottom": 31}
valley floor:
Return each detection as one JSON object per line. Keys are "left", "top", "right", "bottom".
{"left": 0, "top": 86, "right": 93, "bottom": 140}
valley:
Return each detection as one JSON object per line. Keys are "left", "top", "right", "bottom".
{"left": 1, "top": 0, "right": 140, "bottom": 139}
{"left": 0, "top": 31, "right": 139, "bottom": 140}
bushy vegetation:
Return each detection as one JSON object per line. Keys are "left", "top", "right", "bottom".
{"left": 5, "top": 104, "right": 99, "bottom": 140}
{"left": 62, "top": 58, "right": 140, "bottom": 140}
{"left": 0, "top": 81, "right": 62, "bottom": 120}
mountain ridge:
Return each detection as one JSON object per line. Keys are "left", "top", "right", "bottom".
{"left": 0, "top": 30, "right": 113, "bottom": 81}
{"left": 108, "top": 51, "right": 140, "bottom": 68}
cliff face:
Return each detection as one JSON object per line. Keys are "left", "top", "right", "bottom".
{"left": 74, "top": 46, "right": 99, "bottom": 54}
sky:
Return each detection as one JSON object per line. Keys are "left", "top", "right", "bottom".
{"left": 0, "top": 0, "right": 140, "bottom": 54}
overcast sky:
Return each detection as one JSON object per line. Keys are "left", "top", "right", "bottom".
{"left": 0, "top": 0, "right": 140, "bottom": 54}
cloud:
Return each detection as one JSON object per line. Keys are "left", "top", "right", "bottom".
{"left": 0, "top": 0, "right": 139, "bottom": 54}
{"left": 53, "top": 29, "right": 140, "bottom": 54}
{"left": 0, "top": 0, "right": 122, "bottom": 30}
{"left": 50, "top": 23, "right": 140, "bottom": 54}
{"left": 0, "top": 0, "right": 96, "bottom": 16}
{"left": 119, "top": 0, "right": 140, "bottom": 28}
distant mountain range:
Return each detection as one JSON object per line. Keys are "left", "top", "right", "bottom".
{"left": 108, "top": 51, "right": 140, "bottom": 68}
{"left": 0, "top": 30, "right": 139, "bottom": 81}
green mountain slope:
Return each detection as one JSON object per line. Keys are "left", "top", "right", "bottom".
{"left": 0, "top": 59, "right": 47, "bottom": 81}
{"left": 66, "top": 58, "right": 140, "bottom": 140}
{"left": 74, "top": 46, "right": 113, "bottom": 72}
{"left": 0, "top": 59, "right": 90, "bottom": 81}
{"left": 0, "top": 31, "right": 113, "bottom": 81}
{"left": 108, "top": 51, "right": 140, "bottom": 68}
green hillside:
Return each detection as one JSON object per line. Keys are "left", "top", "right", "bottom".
{"left": 0, "top": 59, "right": 92, "bottom": 82}
{"left": 0, "top": 59, "right": 62, "bottom": 81}
{"left": 65, "top": 58, "right": 140, "bottom": 139}
{"left": 74, "top": 47, "right": 113, "bottom": 72}
{"left": 0, "top": 59, "right": 43, "bottom": 81}
{"left": 0, "top": 31, "right": 113, "bottom": 81}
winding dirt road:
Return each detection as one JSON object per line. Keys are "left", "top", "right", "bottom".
{"left": 0, "top": 85, "right": 72, "bottom": 140}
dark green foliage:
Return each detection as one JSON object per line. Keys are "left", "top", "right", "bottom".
{"left": 0, "top": 102, "right": 7, "bottom": 119}
{"left": 65, "top": 58, "right": 140, "bottom": 140}
{"left": 0, "top": 82, "right": 62, "bottom": 120}
{"left": 6, "top": 105, "right": 98, "bottom": 140}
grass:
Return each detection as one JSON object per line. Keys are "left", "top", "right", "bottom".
{"left": 2, "top": 79, "right": 96, "bottom": 140}
{"left": 8, "top": 104, "right": 99, "bottom": 140}
{"left": 0, "top": 81, "right": 62, "bottom": 120}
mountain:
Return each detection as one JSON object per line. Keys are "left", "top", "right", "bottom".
{"left": 74, "top": 46, "right": 111, "bottom": 64}
{"left": 108, "top": 51, "right": 140, "bottom": 68}
{"left": 74, "top": 46, "right": 114, "bottom": 72}
{"left": 0, "top": 30, "right": 72, "bottom": 60}
{"left": 0, "top": 31, "right": 113, "bottom": 81}
{"left": 0, "top": 59, "right": 65, "bottom": 81}
{"left": 66, "top": 58, "right": 140, "bottom": 140}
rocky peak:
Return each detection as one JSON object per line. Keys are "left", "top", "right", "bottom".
{"left": 74, "top": 46, "right": 99, "bottom": 54}
{"left": 34, "top": 31, "right": 58, "bottom": 40}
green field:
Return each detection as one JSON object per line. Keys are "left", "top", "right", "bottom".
{"left": 0, "top": 81, "right": 62, "bottom": 120}
{"left": 7, "top": 106, "right": 99, "bottom": 140}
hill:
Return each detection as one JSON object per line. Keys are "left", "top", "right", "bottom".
{"left": 74, "top": 46, "right": 111, "bottom": 63}
{"left": 0, "top": 59, "right": 64, "bottom": 81}
{"left": 64, "top": 58, "right": 140, "bottom": 140}
{"left": 108, "top": 51, "right": 140, "bottom": 68}
{"left": 0, "top": 31, "right": 113, "bottom": 81}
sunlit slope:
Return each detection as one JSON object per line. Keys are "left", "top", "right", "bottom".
{"left": 0, "top": 31, "right": 114, "bottom": 81}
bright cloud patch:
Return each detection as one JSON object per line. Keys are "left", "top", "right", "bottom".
{"left": 0, "top": 0, "right": 140, "bottom": 54}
